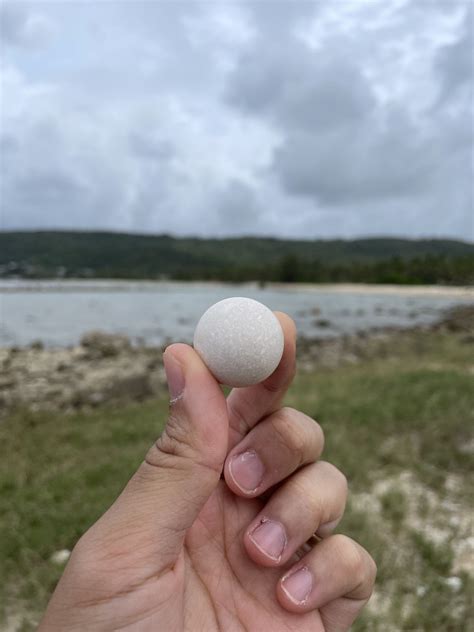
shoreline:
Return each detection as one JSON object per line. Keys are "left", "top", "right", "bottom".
{"left": 1, "top": 279, "right": 473, "bottom": 298}
{"left": 272, "top": 282, "right": 474, "bottom": 298}
{"left": 1, "top": 305, "right": 472, "bottom": 415}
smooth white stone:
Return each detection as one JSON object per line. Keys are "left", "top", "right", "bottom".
{"left": 193, "top": 297, "right": 284, "bottom": 387}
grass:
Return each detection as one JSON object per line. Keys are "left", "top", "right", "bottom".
{"left": 380, "top": 488, "right": 407, "bottom": 532}
{"left": 1, "top": 329, "right": 473, "bottom": 631}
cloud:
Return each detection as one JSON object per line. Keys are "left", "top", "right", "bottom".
{"left": 0, "top": 1, "right": 55, "bottom": 47}
{"left": 0, "top": 0, "right": 472, "bottom": 239}
{"left": 226, "top": 43, "right": 375, "bottom": 132}
{"left": 213, "top": 179, "right": 263, "bottom": 234}
{"left": 225, "top": 0, "right": 473, "bottom": 237}
{"left": 272, "top": 115, "right": 436, "bottom": 205}
{"left": 436, "top": 5, "right": 473, "bottom": 102}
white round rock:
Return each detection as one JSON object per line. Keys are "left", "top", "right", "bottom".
{"left": 193, "top": 297, "right": 284, "bottom": 387}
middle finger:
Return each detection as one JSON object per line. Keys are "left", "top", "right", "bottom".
{"left": 224, "top": 406, "right": 324, "bottom": 497}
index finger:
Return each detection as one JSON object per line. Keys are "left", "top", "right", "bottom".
{"left": 227, "top": 311, "right": 297, "bottom": 450}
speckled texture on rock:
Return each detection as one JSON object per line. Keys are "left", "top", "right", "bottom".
{"left": 193, "top": 297, "right": 284, "bottom": 387}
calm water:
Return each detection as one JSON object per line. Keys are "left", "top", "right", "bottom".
{"left": 0, "top": 280, "right": 472, "bottom": 348}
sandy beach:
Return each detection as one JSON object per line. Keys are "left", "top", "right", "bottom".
{"left": 273, "top": 283, "right": 474, "bottom": 298}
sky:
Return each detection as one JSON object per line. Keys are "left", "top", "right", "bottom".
{"left": 0, "top": 0, "right": 473, "bottom": 240}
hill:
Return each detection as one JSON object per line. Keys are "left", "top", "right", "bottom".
{"left": 0, "top": 231, "right": 473, "bottom": 284}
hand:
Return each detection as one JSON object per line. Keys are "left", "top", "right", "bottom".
{"left": 39, "top": 314, "right": 376, "bottom": 632}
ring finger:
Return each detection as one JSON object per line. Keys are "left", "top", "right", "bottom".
{"left": 244, "top": 460, "right": 348, "bottom": 566}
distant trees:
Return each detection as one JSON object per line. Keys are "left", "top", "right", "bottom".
{"left": 277, "top": 255, "right": 301, "bottom": 283}
{"left": 269, "top": 254, "right": 474, "bottom": 285}
{"left": 0, "top": 231, "right": 472, "bottom": 285}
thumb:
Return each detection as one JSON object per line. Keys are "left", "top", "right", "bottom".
{"left": 94, "top": 343, "right": 229, "bottom": 571}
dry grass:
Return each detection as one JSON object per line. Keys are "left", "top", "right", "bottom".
{"left": 1, "top": 329, "right": 473, "bottom": 631}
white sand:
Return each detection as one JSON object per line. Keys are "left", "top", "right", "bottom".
{"left": 272, "top": 283, "right": 474, "bottom": 298}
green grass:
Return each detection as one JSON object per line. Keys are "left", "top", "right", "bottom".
{"left": 380, "top": 489, "right": 407, "bottom": 532}
{"left": 1, "top": 330, "right": 473, "bottom": 631}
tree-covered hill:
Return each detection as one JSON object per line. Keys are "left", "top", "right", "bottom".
{"left": 0, "top": 231, "right": 473, "bottom": 284}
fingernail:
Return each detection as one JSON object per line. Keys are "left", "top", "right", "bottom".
{"left": 163, "top": 352, "right": 185, "bottom": 403}
{"left": 281, "top": 567, "right": 313, "bottom": 605}
{"left": 229, "top": 450, "right": 264, "bottom": 493}
{"left": 248, "top": 519, "right": 287, "bottom": 561}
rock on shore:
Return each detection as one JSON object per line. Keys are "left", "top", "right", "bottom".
{"left": 0, "top": 305, "right": 472, "bottom": 415}
{"left": 0, "top": 331, "right": 166, "bottom": 414}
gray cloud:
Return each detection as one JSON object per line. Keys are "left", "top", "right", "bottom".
{"left": 0, "top": 2, "right": 24, "bottom": 45}
{"left": 227, "top": 46, "right": 375, "bottom": 132}
{"left": 272, "top": 119, "right": 436, "bottom": 205}
{"left": 128, "top": 132, "right": 175, "bottom": 162}
{"left": 0, "top": 1, "right": 55, "bottom": 47}
{"left": 436, "top": 6, "right": 473, "bottom": 101}
{"left": 213, "top": 179, "right": 263, "bottom": 234}
{"left": 0, "top": 0, "right": 472, "bottom": 239}
{"left": 225, "top": 1, "right": 472, "bottom": 237}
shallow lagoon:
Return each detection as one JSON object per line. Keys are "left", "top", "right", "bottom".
{"left": 0, "top": 280, "right": 472, "bottom": 347}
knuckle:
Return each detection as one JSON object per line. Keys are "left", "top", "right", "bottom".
{"left": 228, "top": 397, "right": 252, "bottom": 436}
{"left": 313, "top": 420, "right": 325, "bottom": 455}
{"left": 335, "top": 468, "right": 349, "bottom": 498}
{"left": 334, "top": 535, "right": 366, "bottom": 579}
{"left": 310, "top": 490, "right": 326, "bottom": 526}
{"left": 286, "top": 467, "right": 326, "bottom": 522}
{"left": 367, "top": 554, "right": 378, "bottom": 586}
{"left": 146, "top": 416, "right": 222, "bottom": 479}
{"left": 319, "top": 461, "right": 348, "bottom": 495}
{"left": 353, "top": 557, "right": 368, "bottom": 586}
{"left": 145, "top": 440, "right": 193, "bottom": 479}
{"left": 278, "top": 405, "right": 297, "bottom": 418}
{"left": 271, "top": 407, "right": 307, "bottom": 459}
{"left": 151, "top": 412, "right": 197, "bottom": 464}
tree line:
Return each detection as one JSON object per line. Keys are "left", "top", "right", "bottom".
{"left": 173, "top": 254, "right": 474, "bottom": 285}
{"left": 0, "top": 231, "right": 472, "bottom": 285}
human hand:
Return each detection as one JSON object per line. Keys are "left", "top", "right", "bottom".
{"left": 39, "top": 314, "right": 376, "bottom": 632}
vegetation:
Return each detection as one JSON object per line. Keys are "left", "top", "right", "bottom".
{"left": 1, "top": 230, "right": 473, "bottom": 284}
{"left": 1, "top": 329, "right": 473, "bottom": 631}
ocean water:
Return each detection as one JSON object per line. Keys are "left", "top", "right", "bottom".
{"left": 0, "top": 280, "right": 472, "bottom": 348}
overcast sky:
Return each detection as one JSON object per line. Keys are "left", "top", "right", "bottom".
{"left": 1, "top": 0, "right": 472, "bottom": 239}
